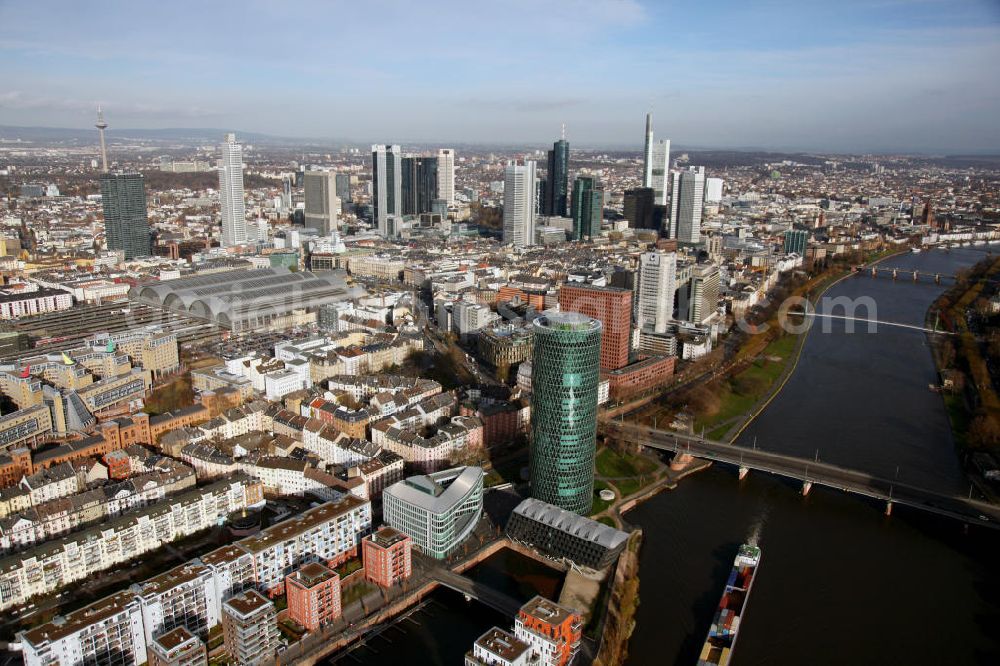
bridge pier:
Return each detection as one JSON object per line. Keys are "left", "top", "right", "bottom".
{"left": 802, "top": 481, "right": 813, "bottom": 496}
{"left": 885, "top": 501, "right": 893, "bottom": 516}
{"left": 738, "top": 466, "right": 749, "bottom": 480}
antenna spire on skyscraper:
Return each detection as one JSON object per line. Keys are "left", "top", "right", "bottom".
{"left": 95, "top": 106, "right": 109, "bottom": 173}
{"left": 561, "top": 123, "right": 566, "bottom": 140}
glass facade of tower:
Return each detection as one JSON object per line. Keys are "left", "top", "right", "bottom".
{"left": 100, "top": 173, "right": 150, "bottom": 259}
{"left": 530, "top": 312, "right": 602, "bottom": 515}
{"left": 571, "top": 176, "right": 603, "bottom": 240}
{"left": 545, "top": 139, "right": 569, "bottom": 217}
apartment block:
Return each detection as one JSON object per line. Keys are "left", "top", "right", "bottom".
{"left": 222, "top": 590, "right": 280, "bottom": 666}
{"left": 362, "top": 526, "right": 412, "bottom": 588}
{"left": 286, "top": 562, "right": 342, "bottom": 631}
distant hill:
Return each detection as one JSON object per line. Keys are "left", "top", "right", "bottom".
{"left": 0, "top": 125, "right": 330, "bottom": 146}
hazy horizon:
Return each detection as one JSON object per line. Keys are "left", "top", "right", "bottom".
{"left": 2, "top": 0, "right": 999, "bottom": 154}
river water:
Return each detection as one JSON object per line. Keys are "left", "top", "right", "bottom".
{"left": 628, "top": 245, "right": 1000, "bottom": 665}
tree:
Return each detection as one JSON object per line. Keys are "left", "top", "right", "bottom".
{"left": 968, "top": 412, "right": 1000, "bottom": 449}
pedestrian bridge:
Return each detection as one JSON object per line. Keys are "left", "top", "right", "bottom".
{"left": 600, "top": 421, "right": 1000, "bottom": 529}
{"left": 428, "top": 568, "right": 523, "bottom": 616}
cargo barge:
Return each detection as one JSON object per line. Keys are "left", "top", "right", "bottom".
{"left": 696, "top": 543, "right": 761, "bottom": 666}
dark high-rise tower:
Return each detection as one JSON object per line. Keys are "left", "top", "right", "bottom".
{"left": 95, "top": 109, "right": 150, "bottom": 259}
{"left": 401, "top": 156, "right": 438, "bottom": 215}
{"left": 101, "top": 173, "right": 150, "bottom": 259}
{"left": 623, "top": 187, "right": 655, "bottom": 230}
{"left": 544, "top": 133, "right": 569, "bottom": 217}
{"left": 570, "top": 176, "right": 603, "bottom": 240}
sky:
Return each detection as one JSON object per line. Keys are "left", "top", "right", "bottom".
{"left": 1, "top": 0, "right": 999, "bottom": 153}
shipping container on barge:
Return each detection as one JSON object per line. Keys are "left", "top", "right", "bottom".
{"left": 696, "top": 543, "right": 761, "bottom": 666}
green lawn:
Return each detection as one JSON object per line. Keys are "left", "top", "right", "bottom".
{"left": 596, "top": 516, "right": 616, "bottom": 527}
{"left": 595, "top": 447, "right": 657, "bottom": 478}
{"left": 695, "top": 334, "right": 799, "bottom": 435}
{"left": 341, "top": 580, "right": 377, "bottom": 606}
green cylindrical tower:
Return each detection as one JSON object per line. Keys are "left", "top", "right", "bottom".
{"left": 530, "top": 311, "right": 602, "bottom": 514}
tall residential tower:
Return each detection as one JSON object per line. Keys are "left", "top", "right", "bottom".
{"left": 218, "top": 133, "right": 247, "bottom": 247}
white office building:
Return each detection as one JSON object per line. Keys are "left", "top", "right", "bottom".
{"left": 637, "top": 250, "right": 677, "bottom": 334}
{"left": 304, "top": 170, "right": 341, "bottom": 234}
{"left": 218, "top": 133, "right": 247, "bottom": 247}
{"left": 372, "top": 144, "right": 402, "bottom": 236}
{"left": 383, "top": 466, "right": 483, "bottom": 559}
{"left": 502, "top": 161, "right": 537, "bottom": 248}
{"left": 704, "top": 177, "right": 724, "bottom": 204}
{"left": 669, "top": 166, "right": 706, "bottom": 244}
{"left": 438, "top": 148, "right": 456, "bottom": 205}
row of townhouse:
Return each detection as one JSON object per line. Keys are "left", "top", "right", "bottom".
{"left": 301, "top": 419, "right": 380, "bottom": 467}
{"left": 18, "top": 496, "right": 372, "bottom": 666}
{"left": 0, "top": 461, "right": 195, "bottom": 553}
{"left": 325, "top": 374, "right": 441, "bottom": 405}
{"left": 375, "top": 415, "right": 484, "bottom": 472}
{"left": 195, "top": 400, "right": 272, "bottom": 441}
{"left": 0, "top": 475, "right": 264, "bottom": 612}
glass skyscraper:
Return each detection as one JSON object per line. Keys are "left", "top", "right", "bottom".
{"left": 530, "top": 311, "right": 602, "bottom": 515}
{"left": 545, "top": 138, "right": 569, "bottom": 217}
{"left": 570, "top": 176, "right": 603, "bottom": 240}
{"left": 401, "top": 156, "right": 438, "bottom": 215}
{"left": 100, "top": 173, "right": 150, "bottom": 259}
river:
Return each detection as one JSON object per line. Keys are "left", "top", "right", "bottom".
{"left": 628, "top": 245, "right": 1000, "bottom": 664}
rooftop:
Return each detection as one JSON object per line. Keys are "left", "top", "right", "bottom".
{"left": 511, "top": 497, "right": 629, "bottom": 550}
{"left": 223, "top": 589, "right": 272, "bottom": 619}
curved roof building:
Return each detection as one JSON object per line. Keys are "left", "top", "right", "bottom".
{"left": 131, "top": 268, "right": 362, "bottom": 332}
{"left": 530, "top": 311, "right": 601, "bottom": 515}
{"left": 382, "top": 466, "right": 483, "bottom": 559}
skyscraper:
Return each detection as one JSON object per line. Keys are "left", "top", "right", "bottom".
{"left": 623, "top": 187, "right": 655, "bottom": 230}
{"left": 642, "top": 113, "right": 653, "bottom": 188}
{"left": 437, "top": 149, "right": 455, "bottom": 205}
{"left": 335, "top": 173, "right": 352, "bottom": 204}
{"left": 637, "top": 250, "right": 677, "bottom": 333}
{"left": 642, "top": 113, "right": 671, "bottom": 205}
{"left": 503, "top": 161, "right": 537, "bottom": 247}
{"left": 95, "top": 109, "right": 150, "bottom": 260}
{"left": 101, "top": 173, "right": 151, "bottom": 259}
{"left": 218, "top": 133, "right": 247, "bottom": 247}
{"left": 530, "top": 311, "right": 601, "bottom": 515}
{"left": 558, "top": 283, "right": 631, "bottom": 370}
{"left": 401, "top": 156, "right": 438, "bottom": 215}
{"left": 544, "top": 138, "right": 569, "bottom": 217}
{"left": 570, "top": 176, "right": 603, "bottom": 240}
{"left": 372, "top": 144, "right": 402, "bottom": 236}
{"left": 303, "top": 171, "right": 340, "bottom": 235}
{"left": 669, "top": 166, "right": 706, "bottom": 244}
{"left": 682, "top": 264, "right": 721, "bottom": 324}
